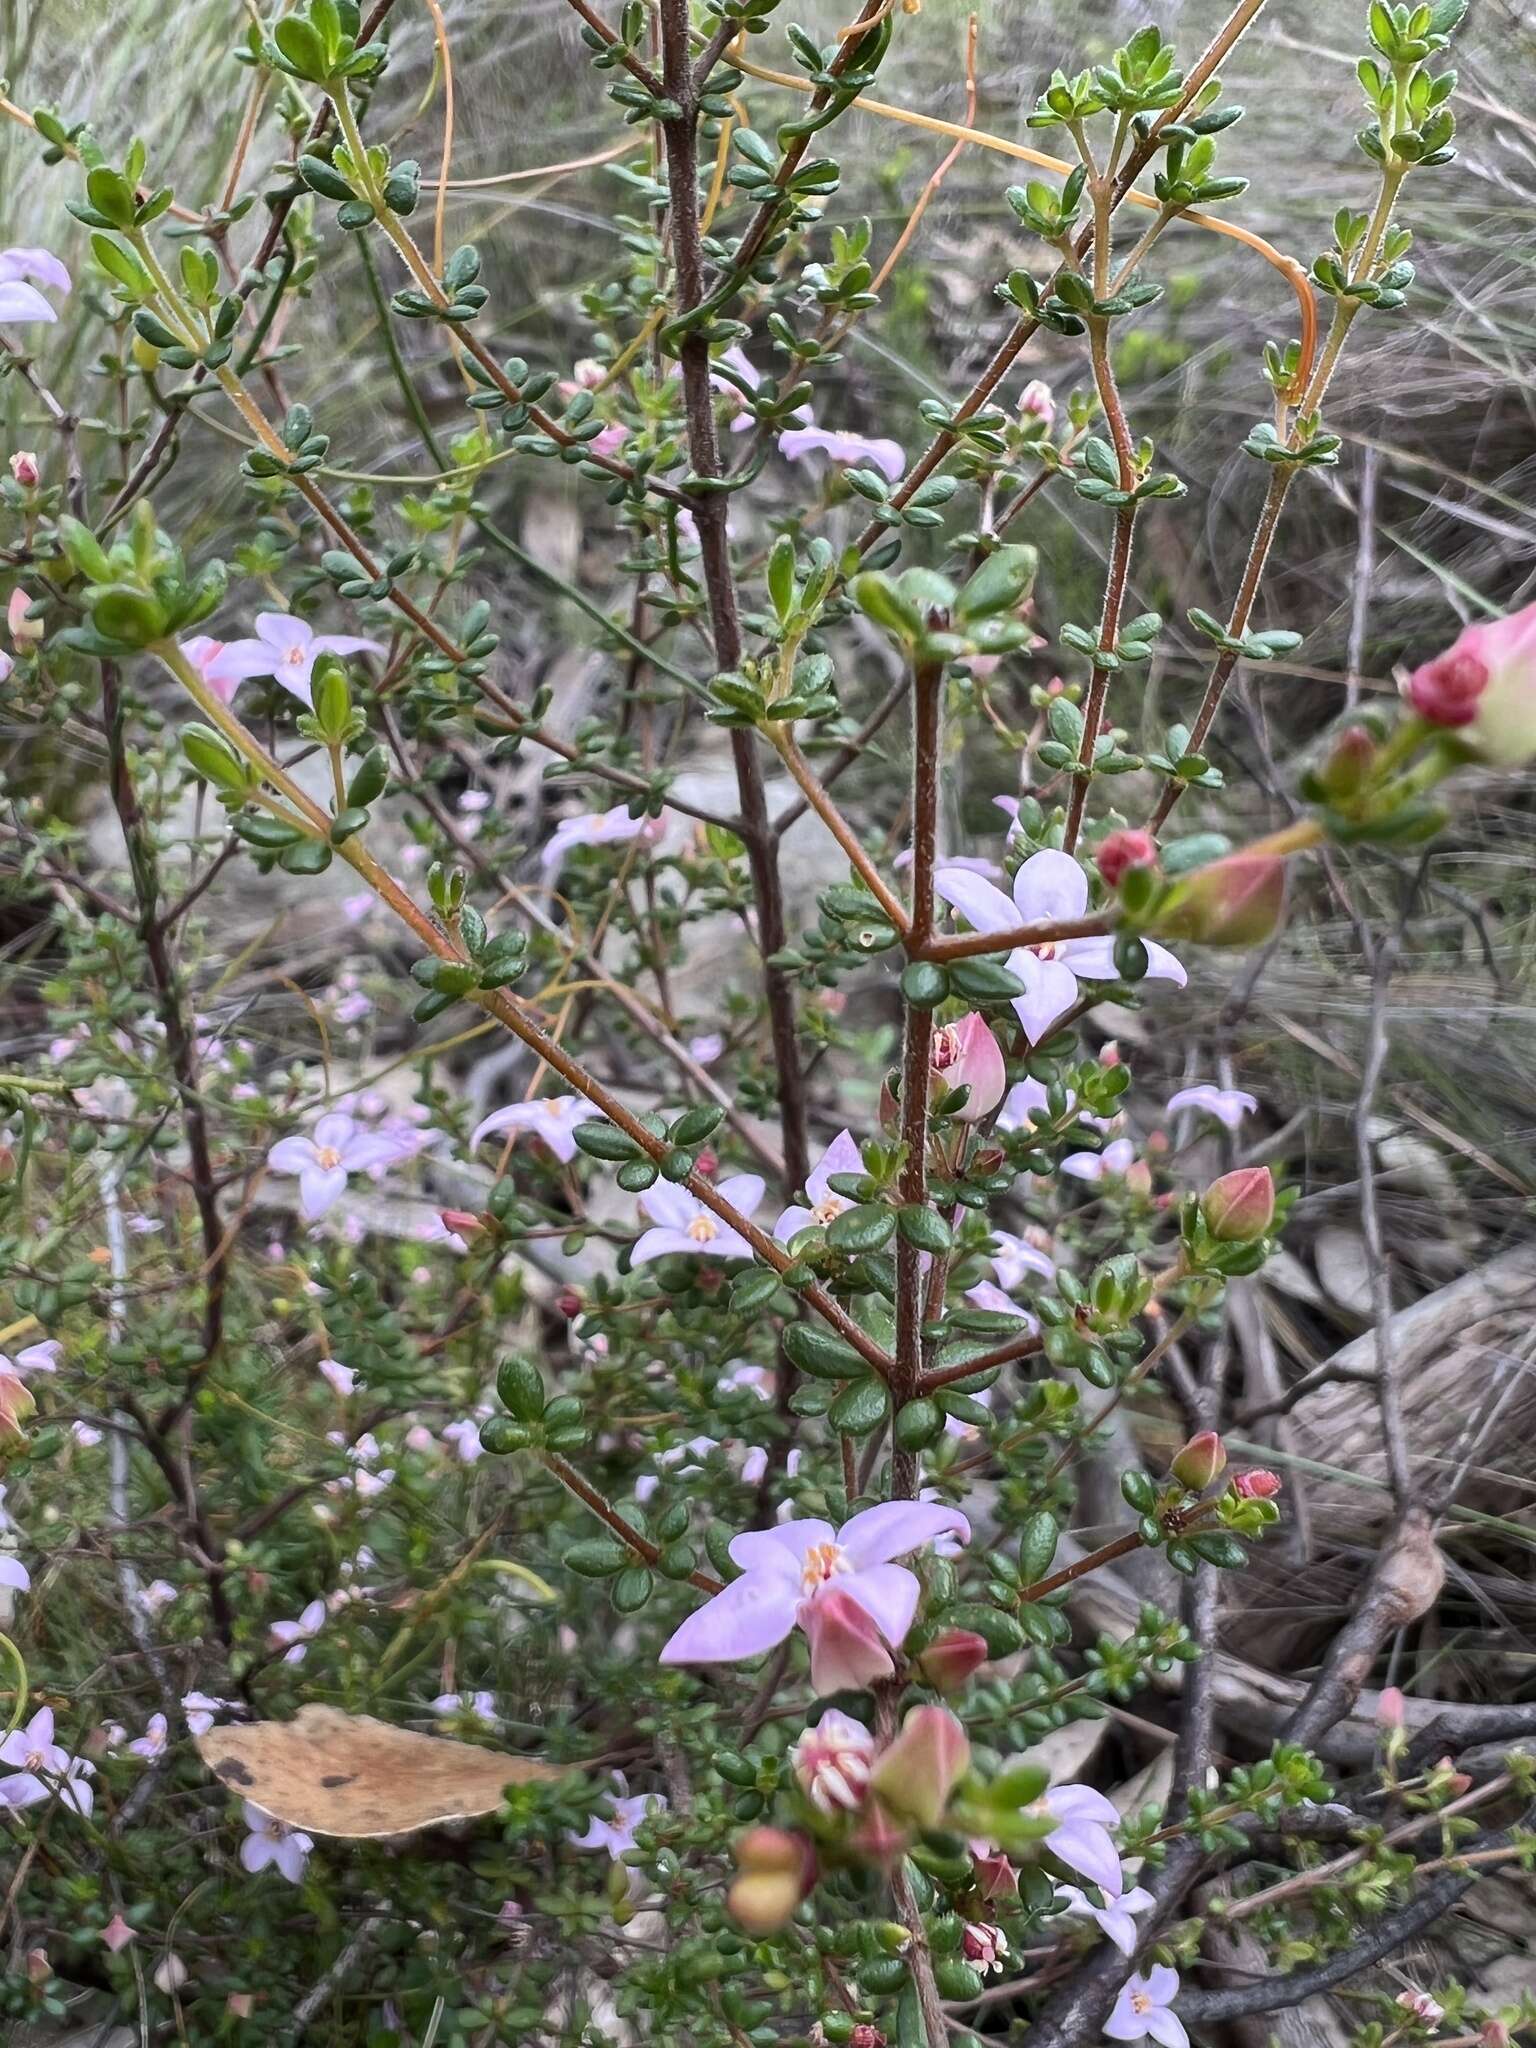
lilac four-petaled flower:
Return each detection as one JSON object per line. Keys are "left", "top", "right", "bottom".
{"left": 1104, "top": 1964, "right": 1188, "bottom": 2047}
{"left": 239, "top": 1800, "right": 313, "bottom": 1884}
{"left": 1165, "top": 1083, "right": 1257, "bottom": 1131}
{"left": 184, "top": 613, "right": 384, "bottom": 711}
{"left": 775, "top": 1129, "right": 862, "bottom": 1241}
{"left": 1042, "top": 1783, "right": 1125, "bottom": 1896}
{"left": 934, "top": 849, "right": 1185, "bottom": 1045}
{"left": 631, "top": 1174, "right": 765, "bottom": 1266}
{"left": 0, "top": 1708, "right": 95, "bottom": 1815}
{"left": 471, "top": 1094, "right": 601, "bottom": 1165}
{"left": 659, "top": 1501, "right": 969, "bottom": 1696}
{"left": 1053, "top": 1880, "right": 1155, "bottom": 1957}
{"left": 266, "top": 1111, "right": 413, "bottom": 1221}
{"left": 0, "top": 247, "right": 69, "bottom": 326}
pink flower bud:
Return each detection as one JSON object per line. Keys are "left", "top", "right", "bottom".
{"left": 1200, "top": 1166, "right": 1275, "bottom": 1243}
{"left": 1231, "top": 1468, "right": 1281, "bottom": 1501}
{"left": 1480, "top": 2023, "right": 1513, "bottom": 2047}
{"left": 9, "top": 450, "right": 40, "bottom": 486}
{"left": 1019, "top": 379, "right": 1055, "bottom": 428}
{"left": 801, "top": 1586, "right": 896, "bottom": 1695}
{"left": 1403, "top": 601, "right": 1536, "bottom": 764}
{"left": 915, "top": 1628, "right": 990, "bottom": 1693}
{"left": 100, "top": 1915, "right": 136, "bottom": 1953}
{"left": 969, "top": 1839, "right": 1019, "bottom": 1902}
{"left": 0, "top": 1367, "right": 36, "bottom": 1442}
{"left": 1095, "top": 828, "right": 1158, "bottom": 888}
{"left": 868, "top": 1705, "right": 971, "bottom": 1830}
{"left": 728, "top": 1827, "right": 815, "bottom": 1933}
{"left": 1395, "top": 1990, "right": 1445, "bottom": 2026}
{"left": 24, "top": 1949, "right": 50, "bottom": 1985}
{"left": 227, "top": 1995, "right": 255, "bottom": 2020}
{"left": 439, "top": 1208, "right": 482, "bottom": 1237}
{"left": 961, "top": 1922, "right": 1009, "bottom": 1974}
{"left": 929, "top": 1012, "right": 1006, "bottom": 1123}
{"left": 1153, "top": 851, "right": 1287, "bottom": 948}
{"left": 1376, "top": 1686, "right": 1406, "bottom": 1730}
{"left": 7, "top": 586, "right": 43, "bottom": 646}
{"left": 556, "top": 1286, "right": 584, "bottom": 1320}
{"left": 1170, "top": 1430, "right": 1227, "bottom": 1490}
{"left": 791, "top": 1709, "right": 875, "bottom": 1816}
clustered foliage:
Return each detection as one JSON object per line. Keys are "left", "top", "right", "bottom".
{"left": 2, "top": 3, "right": 1534, "bottom": 2046}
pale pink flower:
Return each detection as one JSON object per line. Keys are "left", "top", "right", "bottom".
{"left": 659, "top": 1502, "right": 969, "bottom": 1695}
{"left": 205, "top": 613, "right": 384, "bottom": 710}
{"left": 0, "top": 1709, "right": 95, "bottom": 1815}
{"left": 688, "top": 1032, "right": 724, "bottom": 1065}
{"left": 779, "top": 424, "right": 905, "bottom": 482}
{"left": 442, "top": 1417, "right": 484, "bottom": 1463}
{"left": 541, "top": 802, "right": 665, "bottom": 878}
{"left": 632, "top": 1174, "right": 764, "bottom": 1265}
{"left": 266, "top": 1110, "right": 410, "bottom": 1221}
{"left": 988, "top": 1229, "right": 1055, "bottom": 1290}
{"left": 1061, "top": 1136, "right": 1138, "bottom": 1182}
{"left": 1166, "top": 1084, "right": 1257, "bottom": 1132}
{"left": 1396, "top": 1990, "right": 1446, "bottom": 2026}
{"left": 0, "top": 1555, "right": 31, "bottom": 1595}
{"left": 182, "top": 1692, "right": 231, "bottom": 1738}
{"left": 935, "top": 849, "right": 1184, "bottom": 1044}
{"left": 569, "top": 1775, "right": 667, "bottom": 1857}
{"left": 791, "top": 1708, "right": 874, "bottom": 1815}
{"left": 101, "top": 1914, "right": 137, "bottom": 1953}
{"left": 1053, "top": 1880, "right": 1155, "bottom": 1956}
{"left": 1, "top": 1340, "right": 60, "bottom": 1377}
{"left": 431, "top": 1690, "right": 500, "bottom": 1727}
{"left": 269, "top": 1597, "right": 326, "bottom": 1664}
{"left": 471, "top": 1093, "right": 602, "bottom": 1165}
{"left": 776, "top": 1129, "right": 861, "bottom": 1240}
{"left": 180, "top": 636, "right": 270, "bottom": 706}
{"left": 1042, "top": 1784, "right": 1125, "bottom": 1896}
{"left": 9, "top": 451, "right": 40, "bottom": 485}
{"left": 0, "top": 246, "right": 70, "bottom": 324}
{"left": 136, "top": 1579, "right": 178, "bottom": 1616}
{"left": 239, "top": 1801, "right": 312, "bottom": 1884}
{"left": 126, "top": 1713, "right": 170, "bottom": 1761}
{"left": 1105, "top": 1965, "right": 1188, "bottom": 2047}
{"left": 317, "top": 1357, "right": 357, "bottom": 1398}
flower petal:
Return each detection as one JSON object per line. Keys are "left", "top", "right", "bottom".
{"left": 729, "top": 1521, "right": 832, "bottom": 1577}
{"left": 1011, "top": 953, "right": 1080, "bottom": 1044}
{"left": 933, "top": 868, "right": 1018, "bottom": 938}
{"left": 0, "top": 281, "right": 56, "bottom": 324}
{"left": 637, "top": 1180, "right": 698, "bottom": 1231}
{"left": 313, "top": 633, "right": 386, "bottom": 660}
{"left": 842, "top": 1562, "right": 920, "bottom": 1648}
{"left": 266, "top": 1135, "right": 317, "bottom": 1175}
{"left": 659, "top": 1572, "right": 798, "bottom": 1665}
{"left": 715, "top": 1173, "right": 765, "bottom": 1219}
{"left": 807, "top": 1129, "right": 862, "bottom": 1207}
{"left": 1012, "top": 848, "right": 1089, "bottom": 924}
{"left": 774, "top": 1203, "right": 815, "bottom": 1240}
{"left": 629, "top": 1226, "right": 696, "bottom": 1265}
{"left": 837, "top": 1499, "right": 970, "bottom": 1569}
{"left": 298, "top": 1165, "right": 349, "bottom": 1220}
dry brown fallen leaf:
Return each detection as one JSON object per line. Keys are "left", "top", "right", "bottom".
{"left": 195, "top": 1704, "right": 564, "bottom": 1839}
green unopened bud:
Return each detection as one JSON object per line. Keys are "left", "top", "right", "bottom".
{"left": 1201, "top": 1166, "right": 1275, "bottom": 1243}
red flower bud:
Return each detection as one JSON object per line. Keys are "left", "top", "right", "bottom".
{"left": 1231, "top": 1468, "right": 1281, "bottom": 1501}
{"left": 555, "top": 1286, "right": 584, "bottom": 1320}
{"left": 1152, "top": 852, "right": 1287, "bottom": 948}
{"left": 1170, "top": 1430, "right": 1227, "bottom": 1491}
{"left": 915, "top": 1628, "right": 990, "bottom": 1692}
{"left": 1200, "top": 1166, "right": 1275, "bottom": 1243}
{"left": 695, "top": 1149, "right": 718, "bottom": 1177}
{"left": 1095, "top": 828, "right": 1158, "bottom": 888}
{"left": 849, "top": 2027, "right": 887, "bottom": 2048}
{"left": 969, "top": 1842, "right": 1019, "bottom": 1902}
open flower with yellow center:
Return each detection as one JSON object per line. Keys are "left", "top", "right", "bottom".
{"left": 935, "top": 849, "right": 1185, "bottom": 1045}
{"left": 660, "top": 1503, "right": 969, "bottom": 1695}
{"left": 630, "top": 1174, "right": 764, "bottom": 1266}
{"left": 775, "top": 1129, "right": 862, "bottom": 1242}
{"left": 266, "top": 1111, "right": 415, "bottom": 1221}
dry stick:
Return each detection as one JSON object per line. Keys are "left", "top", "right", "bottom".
{"left": 99, "top": 662, "right": 227, "bottom": 1381}
{"left": 891, "top": 659, "right": 942, "bottom": 1501}
{"left": 1355, "top": 915, "right": 1414, "bottom": 1505}
{"left": 656, "top": 0, "right": 809, "bottom": 1197}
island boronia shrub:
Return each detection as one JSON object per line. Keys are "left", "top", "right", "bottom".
{"left": 1, "top": 2, "right": 1533, "bottom": 2045}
